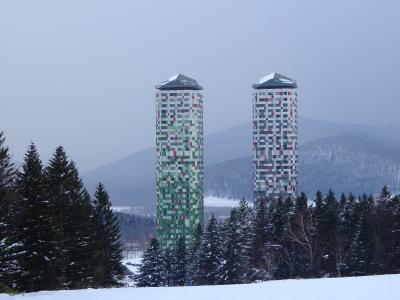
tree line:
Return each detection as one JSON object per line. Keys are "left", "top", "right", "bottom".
{"left": 0, "top": 132, "right": 124, "bottom": 293}
{"left": 137, "top": 187, "right": 400, "bottom": 286}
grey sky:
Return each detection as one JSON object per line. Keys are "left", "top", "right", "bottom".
{"left": 1, "top": 0, "right": 399, "bottom": 171}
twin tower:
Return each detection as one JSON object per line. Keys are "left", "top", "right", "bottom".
{"left": 155, "top": 73, "right": 298, "bottom": 246}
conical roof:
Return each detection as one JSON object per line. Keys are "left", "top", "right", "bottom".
{"left": 155, "top": 73, "right": 203, "bottom": 90}
{"left": 252, "top": 72, "right": 297, "bottom": 89}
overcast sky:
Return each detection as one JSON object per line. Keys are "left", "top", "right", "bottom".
{"left": 1, "top": 0, "right": 399, "bottom": 171}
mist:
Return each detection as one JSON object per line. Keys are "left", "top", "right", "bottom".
{"left": 1, "top": 0, "right": 399, "bottom": 171}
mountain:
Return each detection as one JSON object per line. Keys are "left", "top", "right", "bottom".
{"left": 83, "top": 116, "right": 400, "bottom": 209}
{"left": 299, "top": 134, "right": 400, "bottom": 196}
{"left": 205, "top": 134, "right": 400, "bottom": 200}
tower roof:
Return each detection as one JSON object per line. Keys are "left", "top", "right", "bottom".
{"left": 252, "top": 72, "right": 297, "bottom": 89}
{"left": 155, "top": 73, "right": 203, "bottom": 90}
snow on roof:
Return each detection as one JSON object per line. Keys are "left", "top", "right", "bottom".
{"left": 156, "top": 73, "right": 203, "bottom": 90}
{"left": 253, "top": 72, "right": 297, "bottom": 89}
{"left": 257, "top": 73, "right": 276, "bottom": 84}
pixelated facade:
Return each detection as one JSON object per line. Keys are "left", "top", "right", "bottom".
{"left": 252, "top": 73, "right": 298, "bottom": 201}
{"left": 155, "top": 74, "right": 204, "bottom": 247}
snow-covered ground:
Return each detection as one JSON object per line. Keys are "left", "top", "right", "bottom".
{"left": 2, "top": 274, "right": 398, "bottom": 300}
{"left": 121, "top": 257, "right": 142, "bottom": 286}
{"left": 111, "top": 206, "right": 131, "bottom": 212}
{"left": 204, "top": 196, "right": 248, "bottom": 208}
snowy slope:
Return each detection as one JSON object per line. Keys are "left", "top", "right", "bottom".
{"left": 2, "top": 274, "right": 398, "bottom": 300}
{"left": 121, "top": 258, "right": 142, "bottom": 287}
{"left": 204, "top": 196, "right": 241, "bottom": 207}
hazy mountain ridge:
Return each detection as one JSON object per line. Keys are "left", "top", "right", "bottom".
{"left": 83, "top": 117, "right": 400, "bottom": 209}
{"left": 299, "top": 135, "right": 400, "bottom": 196}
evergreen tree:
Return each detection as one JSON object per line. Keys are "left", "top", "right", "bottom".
{"left": 45, "top": 146, "right": 73, "bottom": 288}
{"left": 187, "top": 223, "right": 203, "bottom": 285}
{"left": 374, "top": 186, "right": 393, "bottom": 274}
{"left": 337, "top": 193, "right": 357, "bottom": 276}
{"left": 136, "top": 238, "right": 165, "bottom": 287}
{"left": 66, "top": 188, "right": 98, "bottom": 288}
{"left": 161, "top": 247, "right": 174, "bottom": 286}
{"left": 295, "top": 193, "right": 308, "bottom": 212}
{"left": 320, "top": 190, "right": 339, "bottom": 276}
{"left": 312, "top": 191, "right": 324, "bottom": 276}
{"left": 339, "top": 193, "right": 347, "bottom": 210}
{"left": 93, "top": 183, "right": 124, "bottom": 287}
{"left": 249, "top": 198, "right": 269, "bottom": 280}
{"left": 170, "top": 237, "right": 187, "bottom": 286}
{"left": 196, "top": 215, "right": 222, "bottom": 285}
{"left": 46, "top": 146, "right": 98, "bottom": 289}
{"left": 236, "top": 199, "right": 253, "bottom": 282}
{"left": 391, "top": 195, "right": 400, "bottom": 272}
{"left": 268, "top": 197, "right": 293, "bottom": 279}
{"left": 220, "top": 209, "right": 242, "bottom": 284}
{"left": 14, "top": 143, "right": 54, "bottom": 292}
{"left": 348, "top": 195, "right": 375, "bottom": 276}
{"left": 0, "top": 132, "right": 19, "bottom": 291}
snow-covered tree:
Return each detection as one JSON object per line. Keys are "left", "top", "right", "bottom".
{"left": 67, "top": 187, "right": 98, "bottom": 289}
{"left": 320, "top": 190, "right": 339, "bottom": 276}
{"left": 249, "top": 198, "right": 269, "bottom": 280}
{"left": 187, "top": 223, "right": 203, "bottom": 285}
{"left": 336, "top": 193, "right": 357, "bottom": 276}
{"left": 170, "top": 237, "right": 187, "bottom": 286}
{"left": 0, "top": 131, "right": 19, "bottom": 291}
{"left": 348, "top": 195, "right": 375, "bottom": 276}
{"left": 136, "top": 238, "right": 165, "bottom": 287}
{"left": 236, "top": 198, "right": 253, "bottom": 282}
{"left": 220, "top": 209, "right": 242, "bottom": 284}
{"left": 196, "top": 215, "right": 222, "bottom": 285}
{"left": 13, "top": 143, "right": 54, "bottom": 292}
{"left": 46, "top": 146, "right": 99, "bottom": 289}
{"left": 92, "top": 183, "right": 124, "bottom": 287}
{"left": 391, "top": 195, "right": 400, "bottom": 272}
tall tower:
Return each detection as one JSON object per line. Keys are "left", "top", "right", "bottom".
{"left": 155, "top": 73, "right": 204, "bottom": 247}
{"left": 252, "top": 73, "right": 298, "bottom": 201}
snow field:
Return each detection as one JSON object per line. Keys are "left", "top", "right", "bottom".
{"left": 1, "top": 274, "right": 398, "bottom": 300}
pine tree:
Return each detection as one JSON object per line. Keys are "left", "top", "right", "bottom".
{"left": 0, "top": 132, "right": 19, "bottom": 291}
{"left": 220, "top": 209, "right": 242, "bottom": 284}
{"left": 312, "top": 191, "right": 324, "bottom": 276}
{"left": 171, "top": 237, "right": 187, "bottom": 286}
{"left": 337, "top": 193, "right": 357, "bottom": 276}
{"left": 267, "top": 197, "right": 293, "bottom": 280}
{"left": 295, "top": 192, "right": 308, "bottom": 212}
{"left": 136, "top": 238, "right": 165, "bottom": 287}
{"left": 320, "top": 190, "right": 339, "bottom": 276}
{"left": 45, "top": 146, "right": 72, "bottom": 288}
{"left": 374, "top": 186, "right": 393, "bottom": 274}
{"left": 391, "top": 195, "right": 400, "bottom": 273}
{"left": 236, "top": 199, "right": 253, "bottom": 282}
{"left": 196, "top": 215, "right": 222, "bottom": 285}
{"left": 270, "top": 197, "right": 291, "bottom": 242}
{"left": 249, "top": 198, "right": 269, "bottom": 280}
{"left": 348, "top": 194, "right": 375, "bottom": 276}
{"left": 66, "top": 188, "right": 98, "bottom": 289}
{"left": 93, "top": 183, "right": 124, "bottom": 287}
{"left": 13, "top": 143, "right": 54, "bottom": 292}
{"left": 161, "top": 247, "right": 174, "bottom": 286}
{"left": 187, "top": 223, "right": 203, "bottom": 285}
{"left": 46, "top": 146, "right": 99, "bottom": 289}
